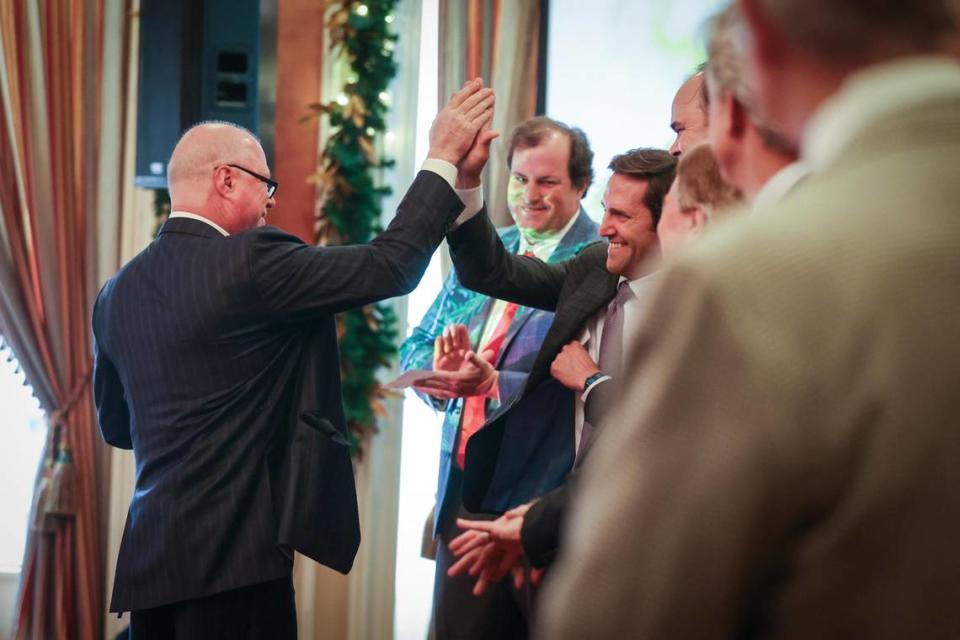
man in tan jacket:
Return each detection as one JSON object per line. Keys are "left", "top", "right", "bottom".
{"left": 538, "top": 0, "right": 960, "bottom": 638}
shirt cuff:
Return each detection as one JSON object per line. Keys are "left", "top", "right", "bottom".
{"left": 581, "top": 375, "right": 613, "bottom": 402}
{"left": 453, "top": 185, "right": 484, "bottom": 227}
{"left": 421, "top": 158, "right": 457, "bottom": 188}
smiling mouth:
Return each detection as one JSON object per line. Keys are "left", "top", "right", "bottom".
{"left": 608, "top": 242, "right": 627, "bottom": 250}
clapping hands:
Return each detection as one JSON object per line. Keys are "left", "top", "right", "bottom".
{"left": 413, "top": 324, "right": 499, "bottom": 400}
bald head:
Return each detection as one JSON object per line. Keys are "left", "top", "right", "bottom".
{"left": 167, "top": 121, "right": 275, "bottom": 233}
{"left": 168, "top": 122, "right": 264, "bottom": 195}
{"left": 669, "top": 73, "right": 709, "bottom": 156}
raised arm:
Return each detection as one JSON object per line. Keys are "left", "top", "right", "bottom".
{"left": 447, "top": 211, "right": 572, "bottom": 311}
{"left": 250, "top": 80, "right": 495, "bottom": 321}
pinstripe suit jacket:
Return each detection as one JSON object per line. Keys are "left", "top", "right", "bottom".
{"left": 93, "top": 171, "right": 462, "bottom": 612}
{"left": 447, "top": 212, "right": 618, "bottom": 513}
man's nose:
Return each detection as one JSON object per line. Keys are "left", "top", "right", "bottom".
{"left": 670, "top": 137, "right": 682, "bottom": 156}
{"left": 266, "top": 194, "right": 276, "bottom": 209}
{"left": 599, "top": 215, "right": 614, "bottom": 237}
{"left": 525, "top": 182, "right": 542, "bottom": 203}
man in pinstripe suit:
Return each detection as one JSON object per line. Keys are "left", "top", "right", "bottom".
{"left": 93, "top": 80, "right": 493, "bottom": 638}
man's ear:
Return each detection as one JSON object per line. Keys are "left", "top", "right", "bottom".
{"left": 212, "top": 165, "right": 235, "bottom": 198}
{"left": 689, "top": 206, "right": 707, "bottom": 232}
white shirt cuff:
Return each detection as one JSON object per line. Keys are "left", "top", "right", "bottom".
{"left": 420, "top": 158, "right": 485, "bottom": 228}
{"left": 581, "top": 375, "right": 613, "bottom": 402}
{"left": 453, "top": 185, "right": 484, "bottom": 227}
{"left": 421, "top": 158, "right": 457, "bottom": 188}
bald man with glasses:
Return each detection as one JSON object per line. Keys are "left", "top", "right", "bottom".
{"left": 94, "top": 80, "right": 493, "bottom": 638}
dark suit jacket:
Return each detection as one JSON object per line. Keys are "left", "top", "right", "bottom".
{"left": 400, "top": 210, "right": 599, "bottom": 535}
{"left": 93, "top": 171, "right": 462, "bottom": 613}
{"left": 447, "top": 211, "right": 618, "bottom": 513}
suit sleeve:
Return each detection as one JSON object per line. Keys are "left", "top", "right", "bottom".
{"left": 250, "top": 171, "right": 464, "bottom": 321}
{"left": 447, "top": 211, "right": 571, "bottom": 311}
{"left": 93, "top": 336, "right": 132, "bottom": 450}
{"left": 521, "top": 481, "right": 572, "bottom": 568}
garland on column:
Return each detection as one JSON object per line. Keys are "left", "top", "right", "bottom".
{"left": 309, "top": 0, "right": 400, "bottom": 456}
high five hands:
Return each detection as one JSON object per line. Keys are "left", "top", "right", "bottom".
{"left": 413, "top": 324, "right": 499, "bottom": 400}
{"left": 428, "top": 78, "right": 496, "bottom": 168}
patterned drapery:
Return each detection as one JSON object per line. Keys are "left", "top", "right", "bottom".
{"left": 0, "top": 1, "right": 130, "bottom": 638}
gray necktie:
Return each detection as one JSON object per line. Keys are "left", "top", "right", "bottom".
{"left": 580, "top": 281, "right": 634, "bottom": 461}
{"left": 597, "top": 281, "right": 634, "bottom": 379}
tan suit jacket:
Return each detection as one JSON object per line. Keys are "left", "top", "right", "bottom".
{"left": 537, "top": 93, "right": 960, "bottom": 639}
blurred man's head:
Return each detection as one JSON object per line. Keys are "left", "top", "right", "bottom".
{"left": 736, "top": 0, "right": 960, "bottom": 146}
{"left": 670, "top": 72, "right": 710, "bottom": 156}
{"left": 168, "top": 121, "right": 276, "bottom": 233}
{"left": 599, "top": 148, "right": 677, "bottom": 278}
{"left": 506, "top": 117, "right": 594, "bottom": 236}
{"left": 659, "top": 144, "right": 744, "bottom": 257}
{"left": 706, "top": 5, "right": 798, "bottom": 198}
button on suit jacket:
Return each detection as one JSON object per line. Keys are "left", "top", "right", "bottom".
{"left": 93, "top": 171, "right": 462, "bottom": 613}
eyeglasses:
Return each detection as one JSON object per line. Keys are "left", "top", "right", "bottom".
{"left": 227, "top": 163, "right": 278, "bottom": 198}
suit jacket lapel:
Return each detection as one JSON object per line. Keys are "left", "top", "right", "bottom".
{"left": 526, "top": 252, "right": 618, "bottom": 393}
{"left": 495, "top": 210, "right": 600, "bottom": 367}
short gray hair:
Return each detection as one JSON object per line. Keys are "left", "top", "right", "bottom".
{"left": 706, "top": 6, "right": 795, "bottom": 155}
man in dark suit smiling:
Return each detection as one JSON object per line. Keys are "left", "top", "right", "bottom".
{"left": 93, "top": 80, "right": 493, "bottom": 638}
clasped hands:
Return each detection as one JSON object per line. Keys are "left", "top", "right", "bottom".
{"left": 445, "top": 502, "right": 544, "bottom": 596}
{"left": 414, "top": 324, "right": 499, "bottom": 400}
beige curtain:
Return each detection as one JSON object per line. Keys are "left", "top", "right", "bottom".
{"left": 440, "top": 0, "right": 542, "bottom": 227}
{"left": 0, "top": 1, "right": 131, "bottom": 638}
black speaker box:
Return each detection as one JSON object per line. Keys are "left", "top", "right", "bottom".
{"left": 135, "top": 0, "right": 260, "bottom": 188}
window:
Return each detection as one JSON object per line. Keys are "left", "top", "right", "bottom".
{"left": 0, "top": 339, "right": 47, "bottom": 573}
{"left": 546, "top": 0, "right": 726, "bottom": 218}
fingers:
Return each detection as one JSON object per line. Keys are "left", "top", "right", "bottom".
{"left": 476, "top": 128, "right": 500, "bottom": 148}
{"left": 453, "top": 324, "right": 470, "bottom": 351}
{"left": 448, "top": 528, "right": 490, "bottom": 556}
{"left": 511, "top": 565, "right": 525, "bottom": 590}
{"left": 466, "top": 350, "right": 493, "bottom": 373}
{"left": 448, "top": 78, "right": 483, "bottom": 109}
{"left": 457, "top": 86, "right": 494, "bottom": 118}
{"left": 448, "top": 546, "right": 482, "bottom": 577}
{"left": 504, "top": 502, "right": 532, "bottom": 517}
{"left": 455, "top": 518, "right": 497, "bottom": 536}
{"left": 531, "top": 567, "right": 545, "bottom": 585}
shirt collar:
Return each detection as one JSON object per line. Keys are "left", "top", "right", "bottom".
{"left": 168, "top": 211, "right": 230, "bottom": 237}
{"left": 618, "top": 270, "right": 659, "bottom": 300}
{"left": 518, "top": 207, "right": 581, "bottom": 260}
{"left": 752, "top": 161, "right": 811, "bottom": 213}
{"left": 803, "top": 56, "right": 960, "bottom": 171}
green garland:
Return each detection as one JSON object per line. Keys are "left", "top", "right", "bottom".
{"left": 310, "top": 0, "right": 400, "bottom": 456}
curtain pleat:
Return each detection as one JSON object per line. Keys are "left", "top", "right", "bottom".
{"left": 0, "top": 1, "right": 128, "bottom": 638}
{"left": 440, "top": 0, "right": 542, "bottom": 227}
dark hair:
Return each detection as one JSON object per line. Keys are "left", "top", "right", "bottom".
{"left": 507, "top": 116, "right": 595, "bottom": 196}
{"left": 608, "top": 148, "right": 677, "bottom": 227}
